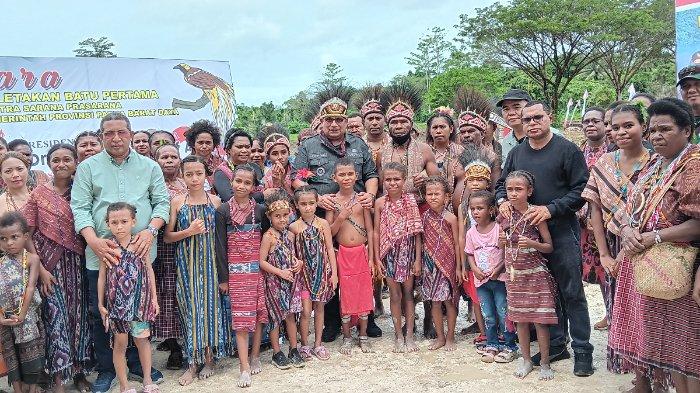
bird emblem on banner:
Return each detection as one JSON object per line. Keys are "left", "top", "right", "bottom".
{"left": 172, "top": 63, "right": 236, "bottom": 131}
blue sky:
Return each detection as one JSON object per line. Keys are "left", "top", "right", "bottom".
{"left": 6, "top": 0, "right": 496, "bottom": 105}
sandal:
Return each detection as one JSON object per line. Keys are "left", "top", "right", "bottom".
{"left": 313, "top": 345, "right": 331, "bottom": 360}
{"left": 594, "top": 318, "right": 609, "bottom": 331}
{"left": 299, "top": 345, "right": 313, "bottom": 361}
{"left": 143, "top": 384, "right": 160, "bottom": 393}
{"left": 481, "top": 349, "right": 498, "bottom": 363}
{"left": 473, "top": 333, "right": 487, "bottom": 345}
{"left": 494, "top": 349, "right": 518, "bottom": 363}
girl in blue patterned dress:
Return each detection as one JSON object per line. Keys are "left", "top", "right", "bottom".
{"left": 164, "top": 155, "right": 229, "bottom": 387}
{"left": 98, "top": 202, "right": 159, "bottom": 393}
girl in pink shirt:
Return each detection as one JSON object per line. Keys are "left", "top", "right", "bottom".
{"left": 464, "top": 191, "right": 517, "bottom": 364}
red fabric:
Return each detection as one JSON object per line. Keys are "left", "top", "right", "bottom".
{"left": 462, "top": 271, "right": 479, "bottom": 302}
{"left": 337, "top": 245, "right": 373, "bottom": 317}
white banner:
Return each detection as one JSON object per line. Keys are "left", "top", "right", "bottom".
{"left": 0, "top": 56, "right": 236, "bottom": 169}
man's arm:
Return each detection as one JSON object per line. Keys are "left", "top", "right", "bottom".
{"left": 546, "top": 145, "right": 589, "bottom": 218}
{"left": 70, "top": 162, "right": 96, "bottom": 236}
{"left": 148, "top": 163, "right": 170, "bottom": 229}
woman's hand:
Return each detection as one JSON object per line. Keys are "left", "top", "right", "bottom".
{"left": 98, "top": 305, "right": 110, "bottom": 331}
{"left": 517, "top": 235, "right": 531, "bottom": 249}
{"left": 600, "top": 255, "right": 619, "bottom": 278}
{"left": 218, "top": 282, "right": 229, "bottom": 295}
{"left": 621, "top": 225, "right": 645, "bottom": 254}
{"left": 412, "top": 260, "right": 421, "bottom": 277}
{"left": 152, "top": 299, "right": 160, "bottom": 317}
{"left": 292, "top": 257, "right": 303, "bottom": 273}
{"left": 331, "top": 273, "right": 339, "bottom": 290}
{"left": 39, "top": 268, "right": 57, "bottom": 297}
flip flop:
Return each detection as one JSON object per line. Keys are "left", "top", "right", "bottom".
{"left": 314, "top": 345, "right": 331, "bottom": 360}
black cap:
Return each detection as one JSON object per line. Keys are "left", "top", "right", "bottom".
{"left": 677, "top": 64, "right": 700, "bottom": 87}
{"left": 496, "top": 89, "right": 532, "bottom": 107}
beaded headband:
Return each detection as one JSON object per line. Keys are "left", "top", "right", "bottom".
{"left": 464, "top": 161, "right": 491, "bottom": 182}
{"left": 386, "top": 100, "right": 415, "bottom": 122}
{"left": 360, "top": 99, "right": 384, "bottom": 118}
{"left": 263, "top": 133, "right": 291, "bottom": 155}
{"left": 458, "top": 111, "right": 488, "bottom": 132}
{"left": 267, "top": 200, "right": 291, "bottom": 214}
{"left": 318, "top": 97, "right": 348, "bottom": 120}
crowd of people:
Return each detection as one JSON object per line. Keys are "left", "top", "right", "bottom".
{"left": 0, "top": 64, "right": 699, "bottom": 393}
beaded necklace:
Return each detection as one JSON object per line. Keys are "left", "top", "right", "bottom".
{"left": 504, "top": 205, "right": 530, "bottom": 281}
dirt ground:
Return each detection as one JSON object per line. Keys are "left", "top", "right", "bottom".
{"left": 2, "top": 284, "right": 635, "bottom": 393}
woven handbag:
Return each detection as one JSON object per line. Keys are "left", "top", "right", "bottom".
{"left": 629, "top": 159, "right": 696, "bottom": 300}
{"left": 631, "top": 242, "right": 697, "bottom": 300}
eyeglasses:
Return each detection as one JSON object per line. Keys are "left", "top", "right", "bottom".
{"left": 102, "top": 130, "right": 131, "bottom": 139}
{"left": 323, "top": 117, "right": 345, "bottom": 124}
{"left": 521, "top": 114, "right": 546, "bottom": 124}
{"left": 582, "top": 118, "right": 603, "bottom": 125}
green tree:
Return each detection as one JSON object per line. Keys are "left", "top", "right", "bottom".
{"left": 406, "top": 27, "right": 455, "bottom": 92}
{"left": 74, "top": 36, "right": 116, "bottom": 57}
{"left": 455, "top": 0, "right": 617, "bottom": 113}
{"left": 593, "top": 0, "right": 674, "bottom": 99}
{"left": 320, "top": 63, "right": 347, "bottom": 86}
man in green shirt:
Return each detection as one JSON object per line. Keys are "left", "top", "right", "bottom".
{"left": 71, "top": 112, "right": 170, "bottom": 393}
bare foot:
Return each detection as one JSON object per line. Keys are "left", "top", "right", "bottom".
{"left": 539, "top": 364, "right": 554, "bottom": 380}
{"left": 393, "top": 337, "right": 406, "bottom": 353}
{"left": 178, "top": 366, "right": 196, "bottom": 386}
{"left": 250, "top": 358, "right": 262, "bottom": 375}
{"left": 340, "top": 337, "right": 353, "bottom": 356}
{"left": 428, "top": 338, "right": 446, "bottom": 351}
{"left": 237, "top": 370, "right": 251, "bottom": 388}
{"left": 359, "top": 336, "right": 373, "bottom": 353}
{"left": 198, "top": 361, "right": 216, "bottom": 380}
{"left": 405, "top": 336, "right": 420, "bottom": 353}
{"left": 514, "top": 359, "right": 534, "bottom": 379}
{"left": 444, "top": 338, "right": 457, "bottom": 352}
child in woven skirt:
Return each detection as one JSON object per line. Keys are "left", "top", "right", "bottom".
{"left": 0, "top": 212, "right": 43, "bottom": 393}
{"left": 374, "top": 162, "right": 423, "bottom": 354}
{"left": 290, "top": 186, "right": 338, "bottom": 362}
{"left": 98, "top": 203, "right": 159, "bottom": 393}
{"left": 499, "top": 170, "right": 556, "bottom": 381}
{"left": 215, "top": 164, "right": 268, "bottom": 388}
{"left": 166, "top": 155, "right": 229, "bottom": 387}
{"left": 326, "top": 159, "right": 376, "bottom": 356}
{"left": 259, "top": 191, "right": 305, "bottom": 369}
{"left": 420, "top": 176, "right": 461, "bottom": 352}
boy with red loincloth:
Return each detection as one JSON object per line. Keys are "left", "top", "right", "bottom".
{"left": 326, "top": 158, "right": 377, "bottom": 356}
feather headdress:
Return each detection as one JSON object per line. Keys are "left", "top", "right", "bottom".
{"left": 380, "top": 81, "right": 423, "bottom": 122}
{"left": 352, "top": 84, "right": 384, "bottom": 118}
{"left": 454, "top": 87, "right": 492, "bottom": 132}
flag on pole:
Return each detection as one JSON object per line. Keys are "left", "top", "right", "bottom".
{"left": 564, "top": 98, "right": 574, "bottom": 126}
{"left": 581, "top": 90, "right": 589, "bottom": 119}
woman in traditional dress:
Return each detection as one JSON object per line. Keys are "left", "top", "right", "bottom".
{"left": 212, "top": 129, "right": 263, "bottom": 203}
{"left": 582, "top": 103, "right": 652, "bottom": 375}
{"left": 425, "top": 107, "right": 464, "bottom": 199}
{"left": 152, "top": 144, "right": 187, "bottom": 370}
{"left": 23, "top": 143, "right": 92, "bottom": 392}
{"left": 0, "top": 152, "right": 31, "bottom": 215}
{"left": 611, "top": 98, "right": 700, "bottom": 393}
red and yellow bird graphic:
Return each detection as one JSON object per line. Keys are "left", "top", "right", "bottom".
{"left": 173, "top": 63, "right": 236, "bottom": 131}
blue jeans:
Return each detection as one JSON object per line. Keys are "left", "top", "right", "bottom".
{"left": 544, "top": 219, "right": 594, "bottom": 354}
{"left": 477, "top": 280, "right": 517, "bottom": 351}
{"left": 87, "top": 269, "right": 142, "bottom": 374}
